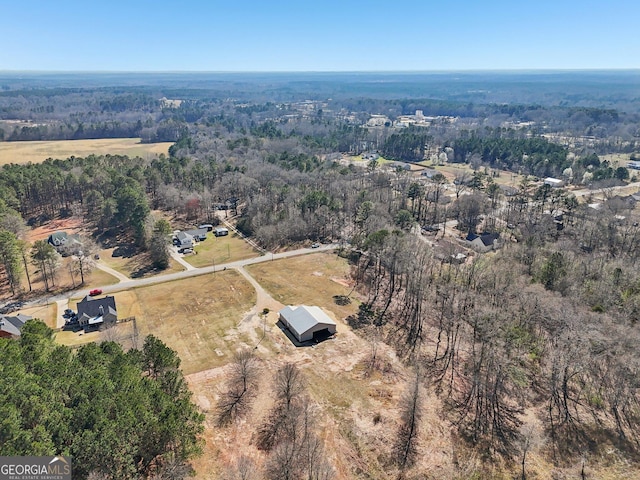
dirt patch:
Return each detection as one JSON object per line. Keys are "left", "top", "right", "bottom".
{"left": 26, "top": 217, "right": 85, "bottom": 243}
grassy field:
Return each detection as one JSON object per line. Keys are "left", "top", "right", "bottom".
{"left": 131, "top": 271, "right": 255, "bottom": 374}
{"left": 61, "top": 270, "right": 256, "bottom": 374}
{"left": 246, "top": 251, "right": 358, "bottom": 321}
{"left": 185, "top": 233, "right": 261, "bottom": 268}
{"left": 422, "top": 162, "right": 527, "bottom": 187}
{"left": 0, "top": 138, "right": 172, "bottom": 165}
{"left": 17, "top": 303, "right": 57, "bottom": 329}
{"left": 99, "top": 247, "right": 184, "bottom": 279}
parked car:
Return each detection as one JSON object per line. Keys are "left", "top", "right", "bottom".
{"left": 0, "top": 301, "right": 24, "bottom": 314}
{"left": 311, "top": 243, "right": 320, "bottom": 248}
{"left": 181, "top": 248, "right": 194, "bottom": 254}
{"left": 89, "top": 289, "right": 102, "bottom": 296}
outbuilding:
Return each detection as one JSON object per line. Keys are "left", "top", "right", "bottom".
{"left": 279, "top": 305, "right": 337, "bottom": 343}
{"left": 544, "top": 177, "right": 564, "bottom": 188}
{"left": 214, "top": 227, "right": 229, "bottom": 237}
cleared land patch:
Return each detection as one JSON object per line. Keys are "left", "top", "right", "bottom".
{"left": 100, "top": 247, "right": 184, "bottom": 278}
{"left": 185, "top": 233, "right": 260, "bottom": 268}
{"left": 0, "top": 138, "right": 171, "bottom": 165}
{"left": 246, "top": 251, "right": 358, "bottom": 321}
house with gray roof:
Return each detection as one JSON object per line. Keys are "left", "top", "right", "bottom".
{"left": 466, "top": 232, "right": 501, "bottom": 253}
{"left": 174, "top": 231, "right": 194, "bottom": 248}
{"left": 279, "top": 305, "right": 337, "bottom": 343}
{"left": 0, "top": 313, "right": 32, "bottom": 338}
{"left": 185, "top": 228, "right": 208, "bottom": 241}
{"left": 47, "top": 231, "right": 81, "bottom": 255}
{"left": 76, "top": 295, "right": 117, "bottom": 331}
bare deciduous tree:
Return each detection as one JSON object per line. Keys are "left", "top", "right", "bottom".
{"left": 216, "top": 349, "right": 260, "bottom": 426}
{"left": 393, "top": 372, "right": 422, "bottom": 471}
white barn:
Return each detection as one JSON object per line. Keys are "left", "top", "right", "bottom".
{"left": 544, "top": 177, "right": 564, "bottom": 188}
{"left": 279, "top": 305, "right": 337, "bottom": 343}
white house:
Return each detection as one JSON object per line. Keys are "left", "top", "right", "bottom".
{"left": 466, "top": 232, "right": 501, "bottom": 253}
{"left": 175, "top": 231, "right": 194, "bottom": 248}
{"left": 279, "top": 305, "right": 337, "bottom": 343}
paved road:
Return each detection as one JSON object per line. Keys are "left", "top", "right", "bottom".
{"left": 29, "top": 244, "right": 339, "bottom": 307}
{"left": 571, "top": 181, "right": 640, "bottom": 198}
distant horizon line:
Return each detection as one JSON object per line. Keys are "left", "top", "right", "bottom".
{"left": 1, "top": 68, "right": 639, "bottom": 75}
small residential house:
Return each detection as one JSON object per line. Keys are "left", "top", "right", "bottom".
{"left": 279, "top": 305, "right": 337, "bottom": 343}
{"left": 421, "top": 168, "right": 440, "bottom": 179}
{"left": 76, "top": 295, "right": 117, "bottom": 331}
{"left": 47, "top": 231, "right": 81, "bottom": 253}
{"left": 466, "top": 232, "right": 501, "bottom": 253}
{"left": 175, "top": 231, "right": 194, "bottom": 248}
{"left": 185, "top": 228, "right": 208, "bottom": 241}
{"left": 0, "top": 314, "right": 32, "bottom": 338}
{"left": 214, "top": 227, "right": 229, "bottom": 237}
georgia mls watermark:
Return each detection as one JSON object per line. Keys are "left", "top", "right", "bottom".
{"left": 0, "top": 457, "right": 71, "bottom": 480}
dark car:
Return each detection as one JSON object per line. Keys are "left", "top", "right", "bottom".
{"left": 0, "top": 301, "right": 24, "bottom": 314}
{"left": 89, "top": 289, "right": 102, "bottom": 296}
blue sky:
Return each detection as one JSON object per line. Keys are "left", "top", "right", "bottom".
{"left": 1, "top": 0, "right": 637, "bottom": 71}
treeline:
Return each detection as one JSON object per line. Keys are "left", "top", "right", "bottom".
{"left": 452, "top": 134, "right": 570, "bottom": 177}
{"left": 0, "top": 324, "right": 204, "bottom": 479}
{"left": 346, "top": 185, "right": 640, "bottom": 469}
{"left": 381, "top": 128, "right": 432, "bottom": 162}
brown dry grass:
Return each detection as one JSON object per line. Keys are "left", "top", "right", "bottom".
{"left": 429, "top": 162, "right": 527, "bottom": 187}
{"left": 0, "top": 138, "right": 171, "bottom": 165}
{"left": 245, "top": 251, "right": 358, "bottom": 320}
{"left": 115, "top": 270, "right": 255, "bottom": 375}
{"left": 16, "top": 303, "right": 57, "bottom": 329}
{"left": 99, "top": 247, "right": 184, "bottom": 279}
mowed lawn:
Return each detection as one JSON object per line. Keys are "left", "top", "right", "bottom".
{"left": 99, "top": 247, "right": 184, "bottom": 279}
{"left": 246, "top": 251, "right": 358, "bottom": 321}
{"left": 132, "top": 271, "right": 256, "bottom": 374}
{"left": 0, "top": 138, "right": 172, "bottom": 165}
{"left": 61, "top": 270, "right": 256, "bottom": 374}
{"left": 17, "top": 304, "right": 57, "bottom": 329}
{"left": 185, "top": 233, "right": 260, "bottom": 268}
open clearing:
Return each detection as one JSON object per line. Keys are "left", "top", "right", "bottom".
{"left": 246, "top": 251, "right": 358, "bottom": 321}
{"left": 0, "top": 138, "right": 172, "bottom": 165}
{"left": 60, "top": 270, "right": 256, "bottom": 374}
{"left": 424, "top": 161, "right": 527, "bottom": 186}
{"left": 185, "top": 233, "right": 261, "bottom": 268}
{"left": 99, "top": 247, "right": 184, "bottom": 279}
{"left": 60, "top": 270, "right": 256, "bottom": 375}
{"left": 16, "top": 303, "right": 57, "bottom": 329}
{"left": 128, "top": 271, "right": 256, "bottom": 374}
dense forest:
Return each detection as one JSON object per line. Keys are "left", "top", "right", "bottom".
{"left": 0, "top": 323, "right": 203, "bottom": 478}
{"left": 1, "top": 73, "right": 640, "bottom": 478}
